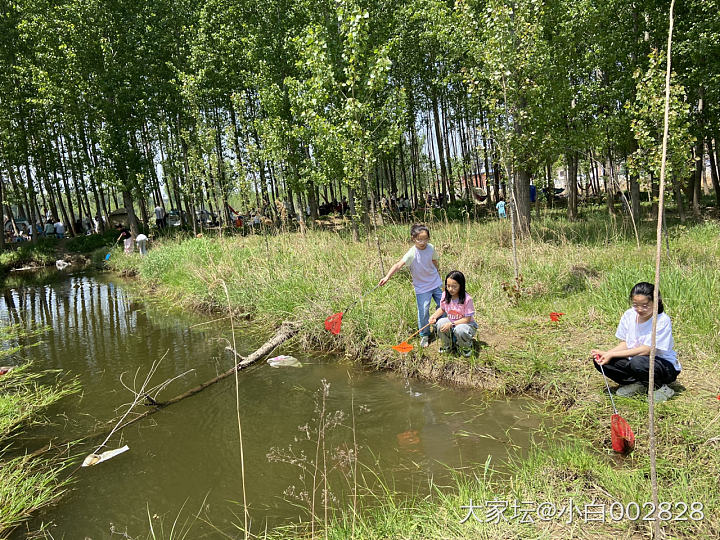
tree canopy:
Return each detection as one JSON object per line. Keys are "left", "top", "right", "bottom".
{"left": 1, "top": 0, "right": 719, "bottom": 237}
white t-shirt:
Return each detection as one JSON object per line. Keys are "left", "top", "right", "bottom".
{"left": 401, "top": 244, "right": 442, "bottom": 294}
{"left": 615, "top": 308, "right": 680, "bottom": 371}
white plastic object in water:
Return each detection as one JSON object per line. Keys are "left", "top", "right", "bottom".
{"left": 81, "top": 445, "right": 130, "bottom": 467}
{"left": 267, "top": 355, "right": 302, "bottom": 368}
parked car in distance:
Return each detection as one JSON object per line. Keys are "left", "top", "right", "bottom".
{"left": 195, "top": 209, "right": 218, "bottom": 227}
{"left": 4, "top": 219, "right": 31, "bottom": 233}
{"left": 166, "top": 209, "right": 187, "bottom": 227}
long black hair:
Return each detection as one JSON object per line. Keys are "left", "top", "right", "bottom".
{"left": 629, "top": 282, "right": 664, "bottom": 314}
{"left": 443, "top": 270, "right": 467, "bottom": 304}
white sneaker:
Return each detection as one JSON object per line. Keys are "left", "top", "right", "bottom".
{"left": 616, "top": 382, "right": 646, "bottom": 397}
{"left": 654, "top": 385, "right": 675, "bottom": 403}
{"left": 419, "top": 336, "right": 429, "bottom": 348}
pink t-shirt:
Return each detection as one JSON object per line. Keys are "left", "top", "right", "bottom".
{"left": 440, "top": 293, "right": 475, "bottom": 322}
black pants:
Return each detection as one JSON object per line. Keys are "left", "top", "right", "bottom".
{"left": 593, "top": 355, "right": 679, "bottom": 388}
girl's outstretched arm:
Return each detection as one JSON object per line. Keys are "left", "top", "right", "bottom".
{"left": 379, "top": 259, "right": 405, "bottom": 286}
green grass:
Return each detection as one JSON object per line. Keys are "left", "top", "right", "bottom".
{"left": 0, "top": 326, "right": 79, "bottom": 538}
{"left": 64, "top": 228, "right": 119, "bottom": 253}
{"left": 111, "top": 206, "right": 720, "bottom": 538}
{"left": 0, "top": 239, "right": 58, "bottom": 274}
{"left": 0, "top": 229, "right": 121, "bottom": 278}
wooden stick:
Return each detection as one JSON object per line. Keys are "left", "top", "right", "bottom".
{"left": 400, "top": 321, "right": 432, "bottom": 343}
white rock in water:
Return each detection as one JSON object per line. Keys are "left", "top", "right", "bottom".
{"left": 55, "top": 259, "right": 71, "bottom": 270}
{"left": 267, "top": 355, "right": 302, "bottom": 368}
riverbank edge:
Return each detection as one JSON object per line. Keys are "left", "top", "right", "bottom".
{"left": 115, "top": 267, "right": 507, "bottom": 393}
{"left": 0, "top": 230, "right": 121, "bottom": 278}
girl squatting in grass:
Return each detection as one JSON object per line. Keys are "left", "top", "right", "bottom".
{"left": 379, "top": 224, "right": 442, "bottom": 348}
{"left": 429, "top": 271, "right": 478, "bottom": 357}
{"left": 592, "top": 282, "right": 681, "bottom": 403}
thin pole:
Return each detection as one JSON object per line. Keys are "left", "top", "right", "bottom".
{"left": 648, "top": 2, "right": 675, "bottom": 537}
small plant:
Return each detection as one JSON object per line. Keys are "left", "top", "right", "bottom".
{"left": 265, "top": 379, "right": 362, "bottom": 537}
{"left": 500, "top": 274, "right": 524, "bottom": 304}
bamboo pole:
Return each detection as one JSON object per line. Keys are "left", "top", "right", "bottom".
{"left": 648, "top": 2, "right": 675, "bottom": 537}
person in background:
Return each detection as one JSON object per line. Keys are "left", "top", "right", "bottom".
{"left": 115, "top": 224, "right": 133, "bottom": 254}
{"left": 496, "top": 198, "right": 507, "bottom": 218}
{"left": 135, "top": 233, "right": 148, "bottom": 256}
{"left": 54, "top": 219, "right": 65, "bottom": 239}
{"left": 154, "top": 204, "right": 166, "bottom": 229}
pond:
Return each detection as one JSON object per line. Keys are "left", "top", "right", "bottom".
{"left": 2, "top": 271, "right": 539, "bottom": 539}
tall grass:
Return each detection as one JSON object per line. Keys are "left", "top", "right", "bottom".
{"left": 114, "top": 208, "right": 720, "bottom": 538}
{"left": 0, "top": 327, "right": 79, "bottom": 538}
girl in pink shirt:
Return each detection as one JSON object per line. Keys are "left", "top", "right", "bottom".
{"left": 429, "top": 270, "right": 478, "bottom": 357}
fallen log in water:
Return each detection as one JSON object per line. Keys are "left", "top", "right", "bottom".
{"left": 30, "top": 321, "right": 300, "bottom": 459}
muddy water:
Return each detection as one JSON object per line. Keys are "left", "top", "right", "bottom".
{"left": 2, "top": 271, "right": 539, "bottom": 539}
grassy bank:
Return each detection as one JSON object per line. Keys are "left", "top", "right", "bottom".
{"left": 110, "top": 208, "right": 720, "bottom": 538}
{"left": 0, "top": 326, "right": 79, "bottom": 538}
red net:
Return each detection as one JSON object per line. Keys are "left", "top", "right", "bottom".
{"left": 611, "top": 413, "right": 635, "bottom": 454}
{"left": 324, "top": 313, "right": 343, "bottom": 335}
{"left": 392, "top": 341, "right": 413, "bottom": 354}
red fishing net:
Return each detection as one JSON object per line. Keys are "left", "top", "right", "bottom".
{"left": 392, "top": 341, "right": 414, "bottom": 354}
{"left": 324, "top": 312, "right": 343, "bottom": 335}
{"left": 611, "top": 413, "right": 635, "bottom": 454}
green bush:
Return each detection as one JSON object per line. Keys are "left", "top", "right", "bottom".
{"left": 64, "top": 229, "right": 118, "bottom": 253}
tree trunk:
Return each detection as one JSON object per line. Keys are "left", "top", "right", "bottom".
{"left": 707, "top": 137, "right": 720, "bottom": 209}
{"left": 348, "top": 186, "right": 359, "bottom": 242}
{"left": 650, "top": 172, "right": 659, "bottom": 219}
{"left": 514, "top": 169, "right": 531, "bottom": 236}
{"left": 54, "top": 133, "right": 78, "bottom": 236}
{"left": 692, "top": 91, "right": 704, "bottom": 217}
{"left": 0, "top": 172, "right": 5, "bottom": 250}
{"left": 431, "top": 97, "right": 448, "bottom": 203}
{"left": 605, "top": 153, "right": 615, "bottom": 215}
{"left": 566, "top": 151, "right": 579, "bottom": 220}
{"left": 673, "top": 175, "right": 686, "bottom": 223}
{"left": 629, "top": 171, "right": 641, "bottom": 225}
{"left": 480, "top": 112, "right": 493, "bottom": 205}
{"left": 440, "top": 97, "right": 455, "bottom": 202}
{"left": 691, "top": 140, "right": 702, "bottom": 217}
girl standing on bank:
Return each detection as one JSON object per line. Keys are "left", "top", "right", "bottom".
{"left": 591, "top": 282, "right": 680, "bottom": 402}
{"left": 379, "top": 224, "right": 442, "bottom": 348}
{"left": 429, "top": 271, "right": 477, "bottom": 357}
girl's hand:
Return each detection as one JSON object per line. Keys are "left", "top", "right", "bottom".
{"left": 440, "top": 322, "right": 453, "bottom": 333}
{"left": 591, "top": 349, "right": 612, "bottom": 365}
{"left": 378, "top": 276, "right": 389, "bottom": 287}
{"left": 429, "top": 315, "right": 437, "bottom": 324}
